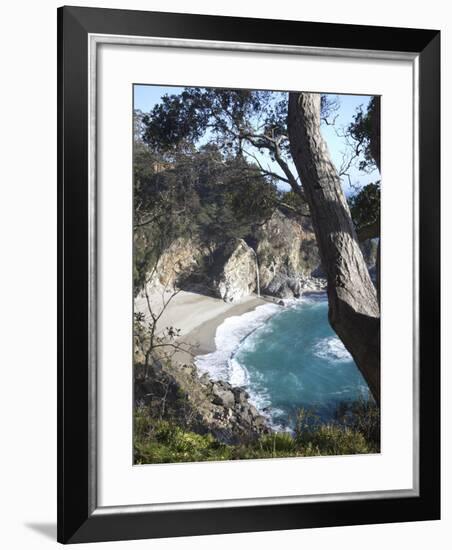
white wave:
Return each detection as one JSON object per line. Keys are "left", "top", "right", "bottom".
{"left": 228, "top": 357, "right": 249, "bottom": 387}
{"left": 312, "top": 336, "right": 353, "bottom": 363}
{"left": 195, "top": 302, "right": 283, "bottom": 426}
{"left": 195, "top": 302, "right": 280, "bottom": 382}
{"left": 195, "top": 294, "right": 335, "bottom": 432}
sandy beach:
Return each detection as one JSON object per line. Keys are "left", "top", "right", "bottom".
{"left": 135, "top": 289, "right": 268, "bottom": 357}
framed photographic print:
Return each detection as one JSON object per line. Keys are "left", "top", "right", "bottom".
{"left": 57, "top": 5, "right": 440, "bottom": 544}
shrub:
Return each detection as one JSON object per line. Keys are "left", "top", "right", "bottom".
{"left": 133, "top": 400, "right": 380, "bottom": 464}
{"left": 334, "top": 399, "right": 380, "bottom": 450}
{"left": 297, "top": 424, "right": 372, "bottom": 455}
{"left": 134, "top": 412, "right": 233, "bottom": 464}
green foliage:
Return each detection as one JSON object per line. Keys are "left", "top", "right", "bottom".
{"left": 233, "top": 432, "right": 298, "bottom": 459}
{"left": 278, "top": 189, "right": 310, "bottom": 216}
{"left": 142, "top": 88, "right": 276, "bottom": 155}
{"left": 348, "top": 96, "right": 380, "bottom": 172}
{"left": 142, "top": 87, "right": 337, "bottom": 158}
{"left": 133, "top": 142, "right": 196, "bottom": 292}
{"left": 133, "top": 132, "right": 278, "bottom": 294}
{"left": 348, "top": 181, "right": 380, "bottom": 231}
{"left": 295, "top": 424, "right": 372, "bottom": 455}
{"left": 134, "top": 408, "right": 232, "bottom": 464}
{"left": 134, "top": 87, "right": 346, "bottom": 293}
{"left": 134, "top": 401, "right": 380, "bottom": 464}
{"left": 335, "top": 398, "right": 381, "bottom": 447}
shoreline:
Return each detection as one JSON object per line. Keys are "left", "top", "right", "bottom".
{"left": 135, "top": 289, "right": 270, "bottom": 362}
{"left": 182, "top": 295, "right": 271, "bottom": 355}
{"left": 188, "top": 289, "right": 328, "bottom": 357}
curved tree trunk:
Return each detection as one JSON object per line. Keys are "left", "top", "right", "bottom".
{"left": 287, "top": 92, "right": 380, "bottom": 404}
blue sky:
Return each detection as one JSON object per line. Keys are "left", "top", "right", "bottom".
{"left": 134, "top": 85, "right": 379, "bottom": 196}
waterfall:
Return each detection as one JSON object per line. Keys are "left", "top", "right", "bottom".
{"left": 253, "top": 250, "right": 260, "bottom": 297}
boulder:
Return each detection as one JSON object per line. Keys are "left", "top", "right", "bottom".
{"left": 265, "top": 273, "right": 301, "bottom": 298}
{"left": 211, "top": 238, "right": 258, "bottom": 303}
{"left": 135, "top": 359, "right": 270, "bottom": 445}
{"left": 211, "top": 386, "right": 236, "bottom": 408}
{"left": 232, "top": 386, "right": 249, "bottom": 404}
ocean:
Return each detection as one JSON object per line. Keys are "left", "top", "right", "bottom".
{"left": 195, "top": 292, "right": 370, "bottom": 430}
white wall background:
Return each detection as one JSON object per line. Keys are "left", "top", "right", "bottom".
{"left": 0, "top": 1, "right": 449, "bottom": 548}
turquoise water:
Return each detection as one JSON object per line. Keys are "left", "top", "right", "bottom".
{"left": 232, "top": 293, "right": 370, "bottom": 428}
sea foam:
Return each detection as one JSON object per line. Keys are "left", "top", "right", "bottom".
{"left": 195, "top": 300, "right": 290, "bottom": 430}
{"left": 195, "top": 302, "right": 280, "bottom": 383}
{"left": 196, "top": 292, "right": 369, "bottom": 430}
{"left": 312, "top": 336, "right": 353, "bottom": 363}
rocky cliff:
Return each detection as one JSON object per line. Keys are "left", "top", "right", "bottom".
{"left": 144, "top": 209, "right": 324, "bottom": 302}
{"left": 135, "top": 359, "right": 270, "bottom": 444}
{"left": 146, "top": 237, "right": 208, "bottom": 291}
{"left": 211, "top": 238, "right": 258, "bottom": 302}
{"left": 254, "top": 210, "right": 320, "bottom": 298}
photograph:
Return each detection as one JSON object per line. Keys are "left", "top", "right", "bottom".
{"left": 54, "top": 5, "right": 440, "bottom": 543}
{"left": 133, "top": 84, "right": 381, "bottom": 464}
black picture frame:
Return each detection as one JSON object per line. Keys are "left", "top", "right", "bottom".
{"left": 57, "top": 5, "right": 440, "bottom": 544}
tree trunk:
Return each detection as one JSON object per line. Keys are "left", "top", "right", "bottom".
{"left": 287, "top": 92, "right": 380, "bottom": 404}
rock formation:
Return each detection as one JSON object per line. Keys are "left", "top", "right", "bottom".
{"left": 211, "top": 238, "right": 258, "bottom": 302}
{"left": 254, "top": 210, "right": 320, "bottom": 298}
{"left": 144, "top": 209, "right": 325, "bottom": 302}
{"left": 135, "top": 360, "right": 270, "bottom": 444}
{"left": 145, "top": 237, "right": 207, "bottom": 291}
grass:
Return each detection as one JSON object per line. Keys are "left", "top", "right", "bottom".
{"left": 134, "top": 412, "right": 233, "bottom": 464}
{"left": 134, "top": 401, "right": 380, "bottom": 464}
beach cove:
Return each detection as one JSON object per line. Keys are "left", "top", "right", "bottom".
{"left": 135, "top": 289, "right": 369, "bottom": 430}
